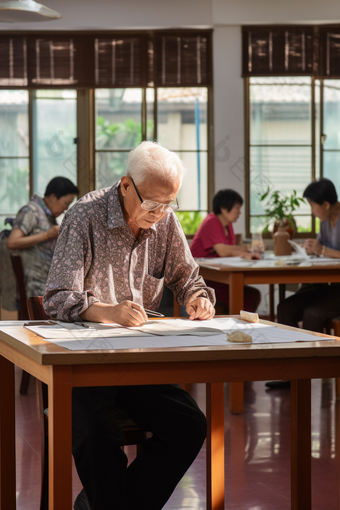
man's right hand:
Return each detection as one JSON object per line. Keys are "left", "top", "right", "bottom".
{"left": 80, "top": 300, "right": 148, "bottom": 327}
{"left": 111, "top": 300, "right": 148, "bottom": 327}
{"left": 45, "top": 225, "right": 60, "bottom": 239}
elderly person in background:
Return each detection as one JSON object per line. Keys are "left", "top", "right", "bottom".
{"left": 44, "top": 141, "right": 215, "bottom": 510}
{"left": 278, "top": 178, "right": 340, "bottom": 332}
{"left": 6, "top": 176, "right": 78, "bottom": 297}
{"left": 190, "top": 188, "right": 261, "bottom": 312}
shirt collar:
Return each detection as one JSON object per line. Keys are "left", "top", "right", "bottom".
{"left": 31, "top": 194, "right": 53, "bottom": 218}
{"left": 107, "top": 182, "right": 157, "bottom": 234}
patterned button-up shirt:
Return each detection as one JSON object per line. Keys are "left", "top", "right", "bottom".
{"left": 43, "top": 183, "right": 215, "bottom": 322}
{"left": 12, "top": 194, "right": 58, "bottom": 298}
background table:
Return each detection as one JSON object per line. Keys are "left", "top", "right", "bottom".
{"left": 198, "top": 262, "right": 340, "bottom": 414}
{"left": 1, "top": 319, "right": 340, "bottom": 510}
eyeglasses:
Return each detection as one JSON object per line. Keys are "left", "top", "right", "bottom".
{"left": 130, "top": 178, "right": 180, "bottom": 213}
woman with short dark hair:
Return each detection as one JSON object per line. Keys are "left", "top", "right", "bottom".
{"left": 190, "top": 189, "right": 261, "bottom": 312}
{"left": 7, "top": 176, "right": 79, "bottom": 297}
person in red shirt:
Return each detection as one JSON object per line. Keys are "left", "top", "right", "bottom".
{"left": 191, "top": 189, "right": 261, "bottom": 312}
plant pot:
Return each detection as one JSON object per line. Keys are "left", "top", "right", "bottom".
{"left": 273, "top": 226, "right": 292, "bottom": 256}
{"left": 272, "top": 217, "right": 297, "bottom": 240}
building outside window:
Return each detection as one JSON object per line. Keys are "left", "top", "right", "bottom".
{"left": 0, "top": 90, "right": 29, "bottom": 230}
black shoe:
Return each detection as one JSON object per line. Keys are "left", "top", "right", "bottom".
{"left": 74, "top": 489, "right": 91, "bottom": 510}
{"left": 265, "top": 380, "right": 290, "bottom": 389}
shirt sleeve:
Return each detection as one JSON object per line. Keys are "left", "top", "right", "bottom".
{"left": 317, "top": 221, "right": 325, "bottom": 245}
{"left": 43, "top": 212, "right": 99, "bottom": 321}
{"left": 164, "top": 215, "right": 216, "bottom": 307}
{"left": 13, "top": 206, "right": 38, "bottom": 236}
{"left": 198, "top": 216, "right": 227, "bottom": 250}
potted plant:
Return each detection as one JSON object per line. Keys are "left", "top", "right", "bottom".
{"left": 259, "top": 188, "right": 305, "bottom": 238}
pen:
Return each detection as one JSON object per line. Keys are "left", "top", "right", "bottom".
{"left": 74, "top": 321, "right": 96, "bottom": 329}
{"left": 144, "top": 309, "right": 165, "bottom": 318}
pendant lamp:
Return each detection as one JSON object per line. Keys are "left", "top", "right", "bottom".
{"left": 0, "top": 0, "right": 61, "bottom": 22}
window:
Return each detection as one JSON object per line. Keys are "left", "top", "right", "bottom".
{"left": 0, "top": 90, "right": 29, "bottom": 230}
{"left": 243, "top": 25, "right": 340, "bottom": 237}
{"left": 246, "top": 77, "right": 340, "bottom": 237}
{"left": 94, "top": 86, "right": 210, "bottom": 233}
{"left": 323, "top": 80, "right": 340, "bottom": 191}
{"left": 33, "top": 90, "right": 77, "bottom": 196}
{"left": 95, "top": 88, "right": 143, "bottom": 189}
{"left": 0, "top": 30, "right": 212, "bottom": 234}
{"left": 247, "top": 77, "right": 312, "bottom": 235}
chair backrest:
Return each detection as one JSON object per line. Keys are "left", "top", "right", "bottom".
{"left": 27, "top": 296, "right": 50, "bottom": 320}
{"left": 10, "top": 255, "right": 29, "bottom": 320}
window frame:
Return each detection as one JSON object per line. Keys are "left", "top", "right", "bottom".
{"left": 93, "top": 86, "right": 213, "bottom": 215}
{"left": 245, "top": 76, "right": 321, "bottom": 239}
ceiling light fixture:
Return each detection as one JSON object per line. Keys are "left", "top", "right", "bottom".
{"left": 0, "top": 0, "right": 61, "bottom": 22}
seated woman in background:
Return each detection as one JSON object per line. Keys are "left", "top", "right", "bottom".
{"left": 190, "top": 189, "right": 261, "bottom": 312}
{"left": 7, "top": 176, "right": 79, "bottom": 298}
{"left": 278, "top": 177, "right": 340, "bottom": 332}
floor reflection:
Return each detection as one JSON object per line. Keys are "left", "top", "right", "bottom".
{"left": 15, "top": 370, "right": 339, "bottom": 510}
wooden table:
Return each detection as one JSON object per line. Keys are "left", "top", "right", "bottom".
{"left": 198, "top": 262, "right": 340, "bottom": 414}
{"left": 1, "top": 320, "right": 340, "bottom": 510}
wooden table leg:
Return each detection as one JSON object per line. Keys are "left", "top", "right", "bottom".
{"left": 229, "top": 273, "right": 245, "bottom": 414}
{"left": 269, "top": 284, "right": 275, "bottom": 322}
{"left": 290, "top": 379, "right": 311, "bottom": 510}
{"left": 206, "top": 383, "right": 225, "bottom": 510}
{"left": 48, "top": 366, "right": 73, "bottom": 510}
{"left": 0, "top": 355, "right": 16, "bottom": 510}
{"left": 279, "top": 283, "right": 286, "bottom": 303}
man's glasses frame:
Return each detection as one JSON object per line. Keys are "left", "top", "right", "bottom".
{"left": 130, "top": 177, "right": 180, "bottom": 213}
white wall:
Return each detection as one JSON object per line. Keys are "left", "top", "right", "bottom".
{"left": 213, "top": 26, "right": 245, "bottom": 235}
{"left": 0, "top": 0, "right": 212, "bottom": 31}
{"left": 212, "top": 0, "right": 340, "bottom": 25}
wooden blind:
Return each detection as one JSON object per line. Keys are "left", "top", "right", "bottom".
{"left": 320, "top": 27, "right": 340, "bottom": 77}
{"left": 153, "top": 33, "right": 210, "bottom": 86}
{"left": 0, "top": 30, "right": 212, "bottom": 89}
{"left": 242, "top": 27, "right": 315, "bottom": 76}
{"left": 0, "top": 36, "right": 27, "bottom": 86}
{"left": 94, "top": 36, "right": 145, "bottom": 87}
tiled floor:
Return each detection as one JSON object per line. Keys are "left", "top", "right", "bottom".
{"left": 14, "top": 369, "right": 339, "bottom": 509}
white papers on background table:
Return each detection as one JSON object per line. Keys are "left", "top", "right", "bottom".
{"left": 196, "top": 254, "right": 340, "bottom": 268}
{"left": 0, "top": 317, "right": 331, "bottom": 351}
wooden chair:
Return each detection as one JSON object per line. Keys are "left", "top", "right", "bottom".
{"left": 27, "top": 296, "right": 149, "bottom": 510}
{"left": 10, "top": 254, "right": 31, "bottom": 395}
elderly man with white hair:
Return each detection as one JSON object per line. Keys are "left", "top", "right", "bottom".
{"left": 44, "top": 141, "right": 215, "bottom": 510}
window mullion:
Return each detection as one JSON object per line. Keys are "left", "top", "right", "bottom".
{"left": 319, "top": 78, "right": 324, "bottom": 179}
{"left": 28, "top": 90, "right": 34, "bottom": 197}
{"left": 153, "top": 86, "right": 158, "bottom": 141}
{"left": 142, "top": 88, "right": 147, "bottom": 141}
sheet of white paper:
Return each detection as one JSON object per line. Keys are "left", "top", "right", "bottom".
{"left": 24, "top": 323, "right": 149, "bottom": 340}
{"left": 197, "top": 257, "right": 254, "bottom": 267}
{"left": 44, "top": 334, "right": 230, "bottom": 351}
{"left": 24, "top": 318, "right": 232, "bottom": 339}
{"left": 11, "top": 317, "right": 330, "bottom": 351}
{"left": 288, "top": 240, "right": 308, "bottom": 258}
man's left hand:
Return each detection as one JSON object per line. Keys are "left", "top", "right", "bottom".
{"left": 186, "top": 298, "right": 215, "bottom": 321}
{"left": 304, "top": 238, "right": 322, "bottom": 256}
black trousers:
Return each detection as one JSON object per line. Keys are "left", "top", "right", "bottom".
{"left": 72, "top": 384, "right": 207, "bottom": 510}
{"left": 277, "top": 283, "right": 340, "bottom": 333}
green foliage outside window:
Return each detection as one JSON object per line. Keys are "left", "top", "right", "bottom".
{"left": 96, "top": 117, "right": 154, "bottom": 187}
{"left": 175, "top": 211, "right": 205, "bottom": 235}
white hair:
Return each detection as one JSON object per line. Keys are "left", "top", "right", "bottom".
{"left": 126, "top": 141, "right": 186, "bottom": 188}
